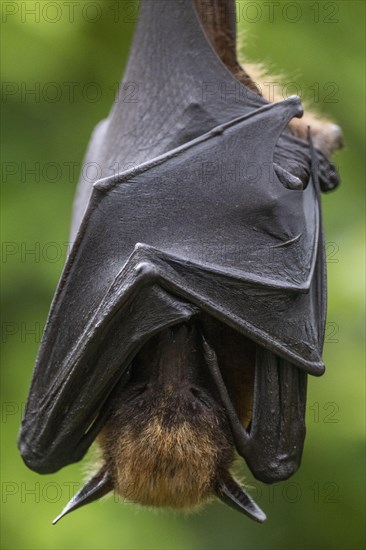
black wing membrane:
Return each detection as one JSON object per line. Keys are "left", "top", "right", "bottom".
{"left": 19, "top": 97, "right": 324, "bottom": 473}
{"left": 69, "top": 0, "right": 270, "bottom": 238}
{"left": 19, "top": 0, "right": 334, "bottom": 475}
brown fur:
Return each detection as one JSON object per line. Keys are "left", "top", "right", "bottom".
{"left": 242, "top": 63, "right": 343, "bottom": 157}
{"left": 98, "top": 325, "right": 235, "bottom": 509}
{"left": 99, "top": 406, "right": 232, "bottom": 508}
{"left": 200, "top": 314, "right": 255, "bottom": 428}
{"left": 194, "top": 0, "right": 260, "bottom": 93}
{"left": 97, "top": 4, "right": 343, "bottom": 512}
{"left": 194, "top": 0, "right": 343, "bottom": 158}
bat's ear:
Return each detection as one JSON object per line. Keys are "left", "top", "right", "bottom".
{"left": 216, "top": 473, "right": 266, "bottom": 523}
{"left": 52, "top": 467, "right": 113, "bottom": 525}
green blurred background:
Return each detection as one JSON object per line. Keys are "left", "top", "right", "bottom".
{"left": 1, "top": 1, "right": 365, "bottom": 548}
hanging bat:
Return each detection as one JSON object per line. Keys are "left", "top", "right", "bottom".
{"left": 18, "top": 0, "right": 342, "bottom": 524}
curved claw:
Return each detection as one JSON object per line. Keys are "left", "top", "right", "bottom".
{"left": 217, "top": 473, "right": 266, "bottom": 523}
{"left": 52, "top": 467, "right": 113, "bottom": 525}
{"left": 274, "top": 163, "right": 304, "bottom": 190}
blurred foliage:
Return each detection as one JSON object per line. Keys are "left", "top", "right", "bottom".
{"left": 1, "top": 1, "right": 365, "bottom": 549}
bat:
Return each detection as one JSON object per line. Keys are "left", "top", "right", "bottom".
{"left": 18, "top": 0, "right": 342, "bottom": 524}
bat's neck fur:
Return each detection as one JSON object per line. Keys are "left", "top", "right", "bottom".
{"left": 98, "top": 324, "right": 234, "bottom": 509}
{"left": 194, "top": 0, "right": 343, "bottom": 155}
{"left": 194, "top": 0, "right": 260, "bottom": 93}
